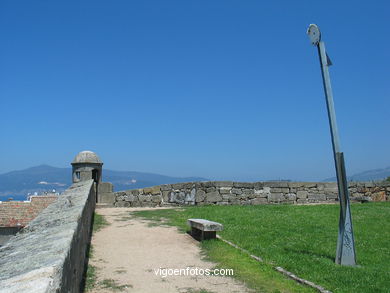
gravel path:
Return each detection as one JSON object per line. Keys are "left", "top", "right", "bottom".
{"left": 88, "top": 207, "right": 250, "bottom": 293}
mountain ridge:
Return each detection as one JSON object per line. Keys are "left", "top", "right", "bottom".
{"left": 323, "top": 166, "right": 390, "bottom": 182}
{"left": 0, "top": 165, "right": 207, "bottom": 201}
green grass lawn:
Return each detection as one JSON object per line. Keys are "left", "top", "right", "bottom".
{"left": 132, "top": 202, "right": 390, "bottom": 293}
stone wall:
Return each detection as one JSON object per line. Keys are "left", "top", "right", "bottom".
{"left": 0, "top": 180, "right": 96, "bottom": 293}
{"left": 114, "top": 181, "right": 390, "bottom": 207}
{"left": 0, "top": 196, "right": 58, "bottom": 227}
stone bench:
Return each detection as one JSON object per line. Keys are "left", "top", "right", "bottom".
{"left": 187, "top": 218, "right": 223, "bottom": 241}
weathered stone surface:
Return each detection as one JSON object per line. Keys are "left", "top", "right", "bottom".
{"left": 143, "top": 186, "right": 161, "bottom": 195}
{"left": 99, "top": 182, "right": 113, "bottom": 193}
{"left": 184, "top": 189, "right": 196, "bottom": 204}
{"left": 160, "top": 184, "right": 172, "bottom": 191}
{"left": 0, "top": 181, "right": 95, "bottom": 293}
{"left": 195, "top": 190, "right": 206, "bottom": 203}
{"left": 268, "top": 193, "right": 284, "bottom": 201}
{"left": 162, "top": 191, "right": 170, "bottom": 202}
{"left": 286, "top": 193, "right": 296, "bottom": 201}
{"left": 288, "top": 182, "right": 304, "bottom": 188}
{"left": 251, "top": 198, "right": 268, "bottom": 205}
{"left": 297, "top": 190, "right": 308, "bottom": 199}
{"left": 115, "top": 201, "right": 130, "bottom": 207}
{"left": 205, "top": 191, "right": 222, "bottom": 203}
{"left": 187, "top": 219, "right": 223, "bottom": 231}
{"left": 233, "top": 182, "right": 253, "bottom": 188}
{"left": 138, "top": 194, "right": 152, "bottom": 202}
{"left": 254, "top": 189, "right": 268, "bottom": 197}
{"left": 111, "top": 180, "right": 389, "bottom": 207}
{"left": 272, "top": 188, "right": 282, "bottom": 193}
{"left": 219, "top": 187, "right": 232, "bottom": 194}
{"left": 242, "top": 188, "right": 254, "bottom": 195}
{"left": 206, "top": 187, "right": 216, "bottom": 193}
{"left": 308, "top": 193, "right": 326, "bottom": 201}
{"left": 297, "top": 198, "right": 308, "bottom": 204}
{"left": 231, "top": 188, "right": 242, "bottom": 195}
{"left": 124, "top": 194, "right": 136, "bottom": 202}
{"left": 151, "top": 195, "right": 162, "bottom": 203}
{"left": 214, "top": 181, "right": 233, "bottom": 187}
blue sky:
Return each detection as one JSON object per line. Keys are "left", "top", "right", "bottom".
{"left": 0, "top": 1, "right": 389, "bottom": 181}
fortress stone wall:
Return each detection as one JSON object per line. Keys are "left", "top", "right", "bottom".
{"left": 0, "top": 180, "right": 95, "bottom": 293}
{"left": 113, "top": 181, "right": 390, "bottom": 207}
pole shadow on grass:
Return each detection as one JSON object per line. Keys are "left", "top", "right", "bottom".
{"left": 283, "top": 247, "right": 334, "bottom": 261}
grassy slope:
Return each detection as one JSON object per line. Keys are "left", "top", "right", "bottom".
{"left": 133, "top": 202, "right": 390, "bottom": 293}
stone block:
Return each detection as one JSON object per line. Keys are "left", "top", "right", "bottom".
{"left": 296, "top": 191, "right": 308, "bottom": 199}
{"left": 254, "top": 189, "right": 268, "bottom": 197}
{"left": 271, "top": 188, "right": 282, "bottom": 193}
{"left": 206, "top": 187, "right": 216, "bottom": 193}
{"left": 171, "top": 183, "right": 184, "bottom": 189}
{"left": 231, "top": 188, "right": 242, "bottom": 195}
{"left": 160, "top": 184, "right": 172, "bottom": 191}
{"left": 216, "top": 201, "right": 230, "bottom": 205}
{"left": 143, "top": 186, "right": 161, "bottom": 195}
{"left": 99, "top": 182, "right": 113, "bottom": 193}
{"left": 152, "top": 195, "right": 162, "bottom": 203}
{"left": 185, "top": 189, "right": 196, "bottom": 204}
{"left": 219, "top": 187, "right": 232, "bottom": 194}
{"left": 268, "top": 193, "right": 284, "bottom": 202}
{"left": 124, "top": 194, "right": 136, "bottom": 202}
{"left": 138, "top": 194, "right": 152, "bottom": 202}
{"left": 205, "top": 191, "right": 222, "bottom": 203}
{"left": 327, "top": 194, "right": 338, "bottom": 200}
{"left": 195, "top": 190, "right": 206, "bottom": 203}
{"left": 308, "top": 193, "right": 327, "bottom": 201}
{"left": 229, "top": 198, "right": 240, "bottom": 204}
{"left": 297, "top": 198, "right": 308, "bottom": 204}
{"left": 214, "top": 181, "right": 233, "bottom": 187}
{"left": 285, "top": 193, "right": 296, "bottom": 201}
{"left": 99, "top": 192, "right": 116, "bottom": 204}
{"left": 173, "top": 191, "right": 186, "bottom": 203}
{"left": 242, "top": 188, "right": 254, "bottom": 195}
{"left": 251, "top": 198, "right": 268, "bottom": 205}
{"left": 281, "top": 188, "right": 290, "bottom": 193}
{"left": 201, "top": 181, "right": 216, "bottom": 188}
{"left": 288, "top": 182, "right": 304, "bottom": 188}
{"left": 302, "top": 183, "right": 317, "bottom": 188}
{"left": 115, "top": 201, "right": 130, "bottom": 207}
{"left": 233, "top": 182, "right": 253, "bottom": 188}
{"left": 324, "top": 187, "right": 338, "bottom": 193}
{"left": 162, "top": 191, "right": 170, "bottom": 202}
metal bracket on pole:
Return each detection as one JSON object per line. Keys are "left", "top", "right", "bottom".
{"left": 307, "top": 24, "right": 356, "bottom": 266}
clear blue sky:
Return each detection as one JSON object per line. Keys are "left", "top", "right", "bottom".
{"left": 0, "top": 1, "right": 389, "bottom": 181}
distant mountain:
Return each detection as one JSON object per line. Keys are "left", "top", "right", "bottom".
{"left": 323, "top": 166, "right": 390, "bottom": 182}
{"left": 0, "top": 165, "right": 207, "bottom": 201}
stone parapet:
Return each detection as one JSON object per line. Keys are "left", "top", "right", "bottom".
{"left": 113, "top": 181, "right": 390, "bottom": 207}
{"left": 0, "top": 180, "right": 95, "bottom": 293}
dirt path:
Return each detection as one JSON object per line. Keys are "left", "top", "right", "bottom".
{"left": 88, "top": 207, "right": 250, "bottom": 293}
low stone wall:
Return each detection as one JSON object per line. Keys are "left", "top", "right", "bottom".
{"left": 114, "top": 181, "right": 390, "bottom": 207}
{"left": 0, "top": 180, "right": 96, "bottom": 293}
{"left": 0, "top": 196, "right": 58, "bottom": 227}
